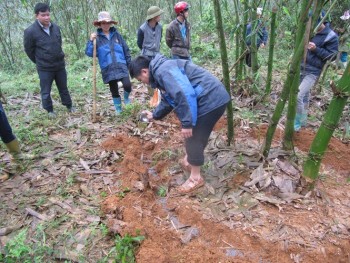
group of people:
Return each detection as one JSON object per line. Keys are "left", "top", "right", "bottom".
{"left": 85, "top": 2, "right": 192, "bottom": 114}
{"left": 1, "top": 3, "right": 347, "bottom": 193}
{"left": 2, "top": 2, "right": 230, "bottom": 194}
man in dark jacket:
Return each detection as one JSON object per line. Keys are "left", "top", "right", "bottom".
{"left": 294, "top": 15, "right": 338, "bottom": 131}
{"left": 129, "top": 54, "right": 231, "bottom": 194}
{"left": 24, "top": 3, "right": 75, "bottom": 118}
{"left": 166, "top": 1, "right": 191, "bottom": 60}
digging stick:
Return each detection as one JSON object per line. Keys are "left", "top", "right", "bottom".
{"left": 92, "top": 38, "right": 97, "bottom": 122}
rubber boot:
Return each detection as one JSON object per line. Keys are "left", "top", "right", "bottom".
{"left": 300, "top": 112, "right": 308, "bottom": 127}
{"left": 5, "top": 139, "right": 21, "bottom": 157}
{"left": 113, "top": 97, "right": 122, "bottom": 115}
{"left": 124, "top": 91, "right": 131, "bottom": 105}
{"left": 294, "top": 113, "right": 302, "bottom": 132}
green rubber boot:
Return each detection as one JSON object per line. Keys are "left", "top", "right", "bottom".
{"left": 124, "top": 91, "right": 131, "bottom": 105}
{"left": 5, "top": 139, "right": 21, "bottom": 157}
{"left": 300, "top": 112, "right": 308, "bottom": 127}
{"left": 294, "top": 114, "right": 302, "bottom": 132}
{"left": 113, "top": 97, "right": 122, "bottom": 115}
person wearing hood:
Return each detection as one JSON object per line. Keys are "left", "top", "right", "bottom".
{"left": 137, "top": 6, "right": 164, "bottom": 60}
{"left": 294, "top": 11, "right": 339, "bottom": 131}
{"left": 85, "top": 11, "right": 132, "bottom": 115}
{"left": 128, "top": 54, "right": 231, "bottom": 194}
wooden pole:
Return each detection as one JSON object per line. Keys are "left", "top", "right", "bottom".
{"left": 92, "top": 38, "right": 97, "bottom": 122}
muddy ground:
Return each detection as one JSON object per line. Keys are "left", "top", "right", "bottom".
{"left": 0, "top": 82, "right": 349, "bottom": 263}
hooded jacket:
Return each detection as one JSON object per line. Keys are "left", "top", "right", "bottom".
{"left": 149, "top": 54, "right": 230, "bottom": 128}
{"left": 302, "top": 23, "right": 339, "bottom": 76}
{"left": 85, "top": 27, "right": 131, "bottom": 83}
{"left": 24, "top": 20, "right": 65, "bottom": 71}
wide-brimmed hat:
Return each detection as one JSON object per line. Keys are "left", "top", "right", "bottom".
{"left": 93, "top": 11, "right": 117, "bottom": 27}
{"left": 146, "top": 6, "right": 164, "bottom": 20}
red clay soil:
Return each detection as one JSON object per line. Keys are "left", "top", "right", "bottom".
{"left": 252, "top": 123, "right": 350, "bottom": 175}
{"left": 99, "top": 118, "right": 350, "bottom": 263}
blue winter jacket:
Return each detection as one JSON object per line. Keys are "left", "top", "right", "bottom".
{"left": 85, "top": 27, "right": 131, "bottom": 83}
{"left": 149, "top": 55, "right": 231, "bottom": 128}
{"left": 246, "top": 20, "right": 268, "bottom": 47}
{"left": 302, "top": 23, "right": 338, "bottom": 76}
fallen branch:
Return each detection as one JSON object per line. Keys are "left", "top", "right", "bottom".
{"left": 25, "top": 207, "right": 48, "bottom": 221}
{"left": 220, "top": 49, "right": 249, "bottom": 82}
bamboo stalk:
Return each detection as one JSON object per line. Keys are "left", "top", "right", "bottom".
{"left": 92, "top": 38, "right": 97, "bottom": 122}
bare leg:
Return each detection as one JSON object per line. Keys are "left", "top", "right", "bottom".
{"left": 179, "top": 154, "right": 191, "bottom": 172}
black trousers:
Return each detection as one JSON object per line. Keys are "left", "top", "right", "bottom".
{"left": 185, "top": 104, "right": 227, "bottom": 166}
{"left": 108, "top": 77, "right": 132, "bottom": 98}
{"left": 0, "top": 101, "right": 15, "bottom": 144}
{"left": 38, "top": 68, "right": 72, "bottom": 112}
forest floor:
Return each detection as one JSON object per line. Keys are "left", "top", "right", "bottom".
{"left": 0, "top": 71, "right": 349, "bottom": 263}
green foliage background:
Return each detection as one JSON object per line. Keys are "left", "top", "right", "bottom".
{"left": 0, "top": 0, "right": 348, "bottom": 72}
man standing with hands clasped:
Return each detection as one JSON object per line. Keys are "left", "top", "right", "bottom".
{"left": 24, "top": 3, "right": 75, "bottom": 118}
{"left": 166, "top": 1, "right": 191, "bottom": 60}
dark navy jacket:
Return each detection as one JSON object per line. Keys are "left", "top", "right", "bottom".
{"left": 149, "top": 55, "right": 231, "bottom": 128}
{"left": 302, "top": 23, "right": 338, "bottom": 76}
{"left": 246, "top": 20, "right": 268, "bottom": 47}
{"left": 85, "top": 27, "right": 131, "bottom": 83}
{"left": 24, "top": 20, "right": 65, "bottom": 71}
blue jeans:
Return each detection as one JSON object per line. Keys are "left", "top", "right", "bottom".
{"left": 297, "top": 74, "right": 318, "bottom": 115}
{"left": 38, "top": 68, "right": 72, "bottom": 112}
{"left": 0, "top": 101, "right": 15, "bottom": 144}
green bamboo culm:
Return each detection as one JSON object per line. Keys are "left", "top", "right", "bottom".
{"left": 264, "top": 6, "right": 277, "bottom": 97}
{"left": 250, "top": 4, "right": 259, "bottom": 93}
{"left": 283, "top": 2, "right": 327, "bottom": 150}
{"left": 213, "top": 0, "right": 234, "bottom": 145}
{"left": 238, "top": 0, "right": 249, "bottom": 80}
{"left": 303, "top": 63, "right": 350, "bottom": 179}
{"left": 233, "top": 0, "right": 241, "bottom": 78}
{"left": 262, "top": 0, "right": 312, "bottom": 157}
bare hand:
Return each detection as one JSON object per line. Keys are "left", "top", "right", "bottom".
{"left": 260, "top": 43, "right": 265, "bottom": 48}
{"left": 90, "top": 33, "right": 97, "bottom": 41}
{"left": 141, "top": 110, "right": 153, "bottom": 120}
{"left": 181, "top": 128, "right": 193, "bottom": 139}
{"left": 308, "top": 42, "right": 316, "bottom": 51}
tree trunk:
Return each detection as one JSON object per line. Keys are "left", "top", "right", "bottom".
{"left": 262, "top": 0, "right": 312, "bottom": 157}
{"left": 250, "top": 4, "right": 259, "bottom": 87}
{"left": 238, "top": 0, "right": 249, "bottom": 80}
{"left": 233, "top": 0, "right": 241, "bottom": 77}
{"left": 303, "top": 63, "right": 350, "bottom": 179}
{"left": 213, "top": 0, "right": 234, "bottom": 145}
{"left": 283, "top": 0, "right": 326, "bottom": 150}
{"left": 264, "top": 6, "right": 277, "bottom": 96}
